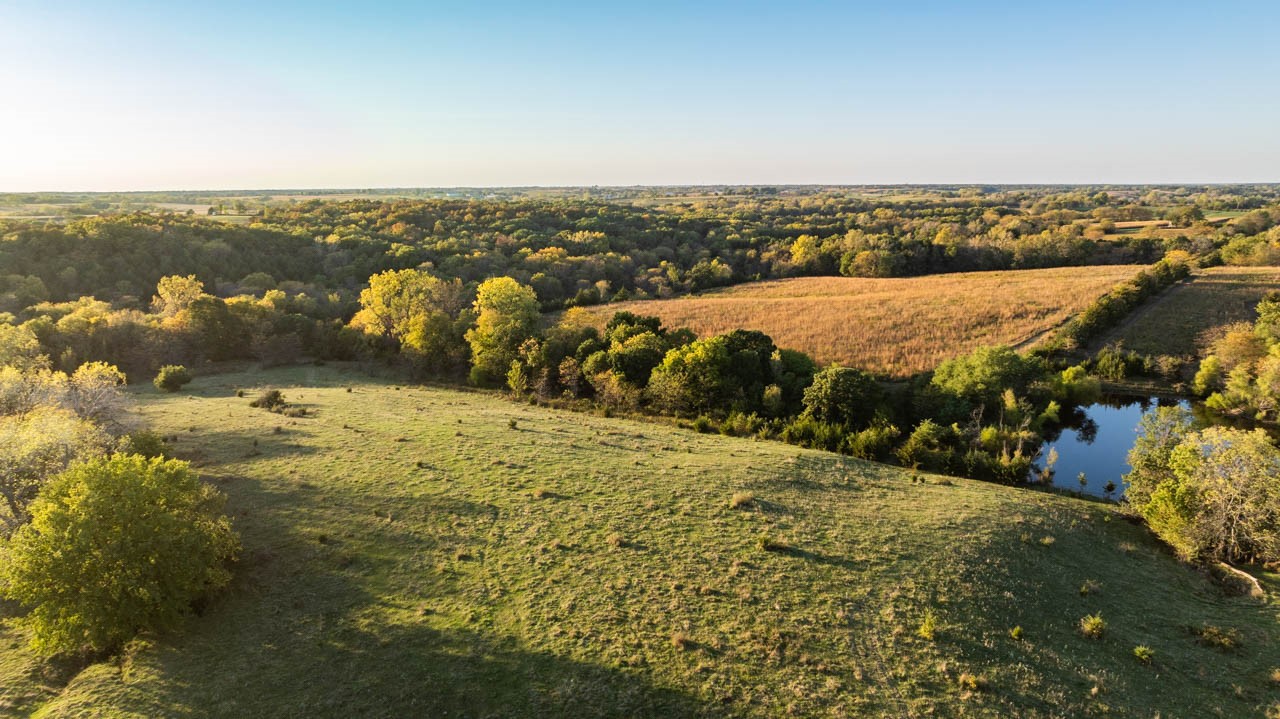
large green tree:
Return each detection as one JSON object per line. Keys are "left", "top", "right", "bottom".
{"left": 0, "top": 323, "right": 46, "bottom": 371}
{"left": 0, "top": 454, "right": 239, "bottom": 655}
{"left": 465, "top": 277, "right": 540, "bottom": 385}
{"left": 1127, "top": 418, "right": 1280, "bottom": 564}
{"left": 646, "top": 330, "right": 779, "bottom": 415}
{"left": 931, "top": 345, "right": 1042, "bottom": 406}
{"left": 354, "top": 269, "right": 472, "bottom": 371}
{"left": 802, "top": 366, "right": 882, "bottom": 428}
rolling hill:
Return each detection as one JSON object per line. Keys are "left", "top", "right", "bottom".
{"left": 3, "top": 364, "right": 1279, "bottom": 718}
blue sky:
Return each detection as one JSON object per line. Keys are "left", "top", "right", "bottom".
{"left": 1, "top": 1, "right": 1277, "bottom": 190}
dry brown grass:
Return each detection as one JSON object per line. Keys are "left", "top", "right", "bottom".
{"left": 580, "top": 266, "right": 1146, "bottom": 377}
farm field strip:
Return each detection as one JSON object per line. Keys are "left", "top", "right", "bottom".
{"left": 577, "top": 266, "right": 1147, "bottom": 377}
{"left": 1102, "top": 266, "right": 1280, "bottom": 356}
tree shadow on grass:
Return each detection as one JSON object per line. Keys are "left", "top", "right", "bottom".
{"left": 61, "top": 473, "right": 721, "bottom": 718}
{"left": 124, "top": 493, "right": 720, "bottom": 717}
{"left": 163, "top": 427, "right": 325, "bottom": 467}
{"left": 144, "top": 621, "right": 716, "bottom": 718}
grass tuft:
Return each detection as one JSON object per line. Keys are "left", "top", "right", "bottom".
{"left": 670, "top": 631, "right": 693, "bottom": 651}
{"left": 757, "top": 534, "right": 790, "bottom": 553}
{"left": 1133, "top": 645, "right": 1155, "bottom": 664}
{"left": 1194, "top": 624, "right": 1241, "bottom": 652}
{"left": 917, "top": 610, "right": 938, "bottom": 641}
{"left": 1080, "top": 613, "right": 1106, "bottom": 640}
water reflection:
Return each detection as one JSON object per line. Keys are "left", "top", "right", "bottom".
{"left": 1038, "top": 395, "right": 1188, "bottom": 499}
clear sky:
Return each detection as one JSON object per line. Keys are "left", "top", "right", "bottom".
{"left": 2, "top": 0, "right": 1278, "bottom": 190}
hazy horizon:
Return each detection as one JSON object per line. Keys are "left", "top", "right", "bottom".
{"left": 7, "top": 182, "right": 1280, "bottom": 196}
{"left": 3, "top": 0, "right": 1278, "bottom": 191}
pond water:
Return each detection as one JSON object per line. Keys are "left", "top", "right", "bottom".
{"left": 1038, "top": 396, "right": 1189, "bottom": 499}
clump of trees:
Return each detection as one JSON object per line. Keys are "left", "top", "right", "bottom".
{"left": 1126, "top": 407, "right": 1280, "bottom": 565}
{"left": 0, "top": 355, "right": 131, "bottom": 532}
{"left": 463, "top": 277, "right": 1099, "bottom": 485}
{"left": 1192, "top": 292, "right": 1280, "bottom": 421}
{"left": 0, "top": 322, "right": 238, "bottom": 658}
{"left": 350, "top": 269, "right": 472, "bottom": 375}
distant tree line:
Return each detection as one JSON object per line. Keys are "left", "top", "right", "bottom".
{"left": 5, "top": 186, "right": 1266, "bottom": 319}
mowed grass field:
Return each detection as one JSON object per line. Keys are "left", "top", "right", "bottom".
{"left": 578, "top": 267, "right": 1147, "bottom": 377}
{"left": 4, "top": 365, "right": 1280, "bottom": 718}
{"left": 1102, "top": 266, "right": 1280, "bottom": 357}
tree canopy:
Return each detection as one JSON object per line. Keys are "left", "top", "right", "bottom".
{"left": 0, "top": 454, "right": 240, "bottom": 656}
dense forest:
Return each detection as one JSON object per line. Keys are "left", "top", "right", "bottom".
{"left": 4, "top": 185, "right": 1279, "bottom": 316}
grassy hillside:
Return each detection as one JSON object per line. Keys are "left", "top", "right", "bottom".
{"left": 574, "top": 266, "right": 1147, "bottom": 377}
{"left": 1102, "top": 266, "right": 1280, "bottom": 357}
{"left": 3, "top": 364, "right": 1279, "bottom": 718}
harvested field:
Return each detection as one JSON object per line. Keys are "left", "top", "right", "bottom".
{"left": 577, "top": 266, "right": 1148, "bottom": 377}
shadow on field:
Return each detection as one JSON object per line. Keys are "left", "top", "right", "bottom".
{"left": 770, "top": 544, "right": 863, "bottom": 570}
{"left": 918, "top": 504, "right": 1280, "bottom": 718}
{"left": 144, "top": 619, "right": 714, "bottom": 717}
{"left": 127, "top": 474, "right": 719, "bottom": 719}
{"left": 165, "top": 427, "right": 324, "bottom": 465}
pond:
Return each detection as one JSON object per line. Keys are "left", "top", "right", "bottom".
{"left": 1038, "top": 395, "right": 1189, "bottom": 499}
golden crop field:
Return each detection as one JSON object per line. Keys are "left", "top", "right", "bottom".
{"left": 580, "top": 266, "right": 1148, "bottom": 377}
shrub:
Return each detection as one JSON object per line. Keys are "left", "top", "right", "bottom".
{"left": 896, "top": 420, "right": 956, "bottom": 473}
{"left": 1009, "top": 625, "right": 1024, "bottom": 640}
{"left": 0, "top": 454, "right": 239, "bottom": 656}
{"left": 780, "top": 415, "right": 844, "bottom": 452}
{"left": 1080, "top": 613, "right": 1106, "bottom": 640}
{"left": 729, "top": 491, "right": 755, "bottom": 509}
{"left": 1133, "top": 645, "right": 1155, "bottom": 664}
{"left": 758, "top": 534, "right": 790, "bottom": 552}
{"left": 842, "top": 423, "right": 900, "bottom": 461}
{"left": 956, "top": 672, "right": 987, "bottom": 691}
{"left": 117, "top": 430, "right": 168, "bottom": 459}
{"left": 670, "top": 631, "right": 692, "bottom": 650}
{"left": 1194, "top": 624, "right": 1241, "bottom": 651}
{"left": 691, "top": 415, "right": 713, "bottom": 433}
{"left": 249, "top": 389, "right": 288, "bottom": 412}
{"left": 153, "top": 365, "right": 192, "bottom": 392}
{"left": 719, "top": 411, "right": 766, "bottom": 437}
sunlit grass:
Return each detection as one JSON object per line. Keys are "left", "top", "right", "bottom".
{"left": 3, "top": 364, "right": 1279, "bottom": 717}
